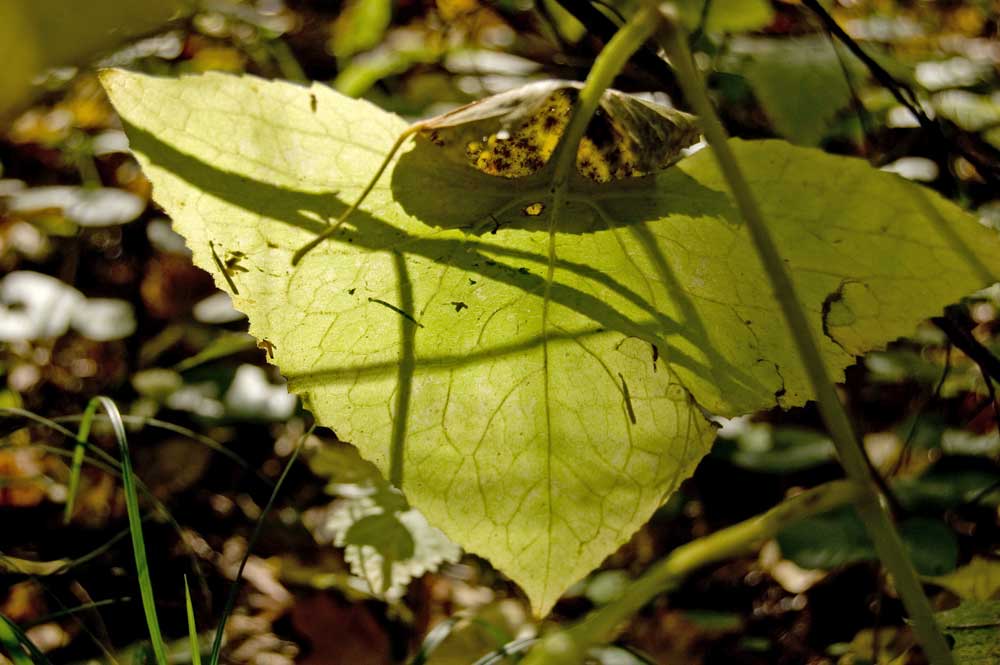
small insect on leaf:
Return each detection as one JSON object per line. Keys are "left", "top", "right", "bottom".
{"left": 209, "top": 240, "right": 240, "bottom": 295}
{"left": 258, "top": 339, "right": 276, "bottom": 360}
{"left": 522, "top": 202, "right": 545, "bottom": 216}
{"left": 291, "top": 80, "right": 700, "bottom": 264}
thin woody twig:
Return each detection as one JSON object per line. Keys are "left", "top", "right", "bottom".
{"left": 932, "top": 310, "right": 1000, "bottom": 387}
{"left": 801, "top": 0, "right": 1000, "bottom": 187}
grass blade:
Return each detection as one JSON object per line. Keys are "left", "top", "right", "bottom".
{"left": 208, "top": 426, "right": 311, "bottom": 665}
{"left": 0, "top": 407, "right": 76, "bottom": 438}
{"left": 36, "top": 584, "right": 121, "bottom": 665}
{"left": 185, "top": 575, "right": 202, "bottom": 665}
{"left": 469, "top": 637, "right": 538, "bottom": 665}
{"left": 64, "top": 398, "right": 100, "bottom": 523}
{"left": 0, "top": 614, "right": 52, "bottom": 665}
{"left": 4, "top": 406, "right": 270, "bottom": 489}
{"left": 55, "top": 413, "right": 273, "bottom": 488}
{"left": 1, "top": 407, "right": 214, "bottom": 615}
{"left": 408, "top": 617, "right": 460, "bottom": 665}
{"left": 25, "top": 597, "right": 130, "bottom": 628}
{"left": 96, "top": 396, "right": 168, "bottom": 665}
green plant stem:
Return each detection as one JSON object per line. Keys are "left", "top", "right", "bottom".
{"left": 96, "top": 396, "right": 168, "bottom": 665}
{"left": 522, "top": 480, "right": 861, "bottom": 664}
{"left": 655, "top": 8, "right": 953, "bottom": 665}
{"left": 64, "top": 397, "right": 100, "bottom": 523}
{"left": 544, "top": 0, "right": 663, "bottom": 301}
{"left": 185, "top": 575, "right": 203, "bottom": 665}
{"left": 0, "top": 614, "right": 49, "bottom": 665}
{"left": 547, "top": 5, "right": 660, "bottom": 192}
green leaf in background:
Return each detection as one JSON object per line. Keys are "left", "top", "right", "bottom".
{"left": 416, "top": 602, "right": 527, "bottom": 665}
{"left": 675, "top": 0, "right": 774, "bottom": 34}
{"left": 932, "top": 90, "right": 1000, "bottom": 133}
{"left": 540, "top": 0, "right": 586, "bottom": 43}
{"left": 894, "top": 462, "right": 1000, "bottom": 512}
{"left": 308, "top": 438, "right": 385, "bottom": 489}
{"left": 779, "top": 510, "right": 958, "bottom": 575}
{"left": 330, "top": 0, "right": 392, "bottom": 60}
{"left": 936, "top": 601, "right": 1000, "bottom": 665}
{"left": 333, "top": 42, "right": 440, "bottom": 98}
{"left": 328, "top": 0, "right": 439, "bottom": 98}
{"left": 777, "top": 507, "right": 873, "bottom": 570}
{"left": 929, "top": 557, "right": 1000, "bottom": 601}
{"left": 899, "top": 517, "right": 958, "bottom": 576}
{"left": 173, "top": 331, "right": 257, "bottom": 372}
{"left": 101, "top": 70, "right": 1000, "bottom": 614}
{"left": 713, "top": 424, "right": 837, "bottom": 473}
{"left": 865, "top": 348, "right": 947, "bottom": 385}
{"left": 0, "top": 554, "right": 71, "bottom": 576}
{"left": 682, "top": 610, "right": 744, "bottom": 633}
{"left": 725, "top": 36, "right": 856, "bottom": 145}
{"left": 317, "top": 493, "right": 461, "bottom": 600}
{"left": 0, "top": 0, "right": 190, "bottom": 118}
{"left": 343, "top": 512, "right": 416, "bottom": 559}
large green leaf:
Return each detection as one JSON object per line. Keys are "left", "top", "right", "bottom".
{"left": 100, "top": 70, "right": 1000, "bottom": 614}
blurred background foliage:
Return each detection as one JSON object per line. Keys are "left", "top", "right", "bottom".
{"left": 0, "top": 1, "right": 999, "bottom": 664}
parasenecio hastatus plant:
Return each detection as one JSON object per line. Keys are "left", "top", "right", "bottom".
{"left": 99, "top": 3, "right": 998, "bottom": 662}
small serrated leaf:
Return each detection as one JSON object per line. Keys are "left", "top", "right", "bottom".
{"left": 344, "top": 512, "right": 416, "bottom": 559}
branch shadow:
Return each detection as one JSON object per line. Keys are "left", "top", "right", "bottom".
{"left": 124, "top": 120, "right": 775, "bottom": 479}
{"left": 390, "top": 138, "right": 769, "bottom": 409}
{"left": 391, "top": 137, "right": 739, "bottom": 234}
